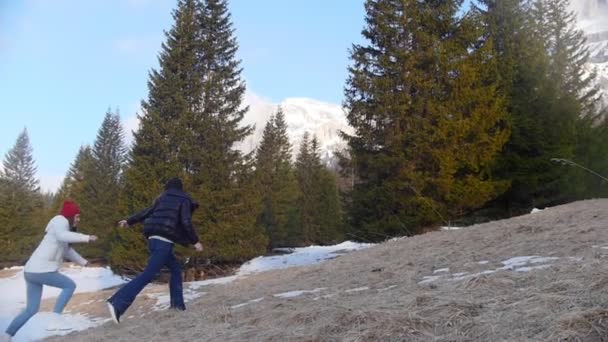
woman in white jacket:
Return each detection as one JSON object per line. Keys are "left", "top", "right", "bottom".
{"left": 1, "top": 201, "right": 97, "bottom": 341}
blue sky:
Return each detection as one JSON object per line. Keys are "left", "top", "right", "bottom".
{"left": 0, "top": 0, "right": 471, "bottom": 192}
{"left": 0, "top": 0, "right": 367, "bottom": 192}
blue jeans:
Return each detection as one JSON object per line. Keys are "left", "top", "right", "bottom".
{"left": 108, "top": 238, "right": 184, "bottom": 318}
{"left": 5, "top": 272, "right": 76, "bottom": 336}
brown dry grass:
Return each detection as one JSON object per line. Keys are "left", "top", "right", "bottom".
{"left": 47, "top": 199, "right": 608, "bottom": 341}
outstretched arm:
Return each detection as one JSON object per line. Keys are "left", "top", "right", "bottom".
{"left": 124, "top": 199, "right": 158, "bottom": 227}
{"left": 53, "top": 221, "right": 93, "bottom": 243}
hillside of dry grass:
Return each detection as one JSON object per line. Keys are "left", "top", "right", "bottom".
{"left": 50, "top": 199, "right": 608, "bottom": 341}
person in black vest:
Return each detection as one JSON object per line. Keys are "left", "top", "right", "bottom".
{"left": 106, "top": 177, "right": 203, "bottom": 324}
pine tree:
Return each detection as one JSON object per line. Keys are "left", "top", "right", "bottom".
{"left": 188, "top": 0, "right": 267, "bottom": 263}
{"left": 0, "top": 129, "right": 43, "bottom": 263}
{"left": 294, "top": 134, "right": 343, "bottom": 245}
{"left": 539, "top": 0, "right": 604, "bottom": 201}
{"left": 2, "top": 128, "right": 39, "bottom": 194}
{"left": 113, "top": 0, "right": 201, "bottom": 273}
{"left": 77, "top": 109, "right": 127, "bottom": 260}
{"left": 52, "top": 146, "right": 93, "bottom": 212}
{"left": 295, "top": 133, "right": 315, "bottom": 244}
{"left": 539, "top": 0, "right": 600, "bottom": 112}
{"left": 123, "top": 0, "right": 200, "bottom": 209}
{"left": 540, "top": 0, "right": 600, "bottom": 202}
{"left": 315, "top": 167, "right": 344, "bottom": 245}
{"left": 255, "top": 108, "right": 300, "bottom": 248}
{"left": 478, "top": 0, "right": 593, "bottom": 212}
{"left": 343, "top": 0, "right": 509, "bottom": 241}
{"left": 115, "top": 0, "right": 267, "bottom": 272}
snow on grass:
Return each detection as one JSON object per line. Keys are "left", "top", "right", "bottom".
{"left": 419, "top": 256, "right": 568, "bottom": 285}
{"left": 0, "top": 266, "right": 126, "bottom": 313}
{"left": 377, "top": 285, "right": 398, "bottom": 292}
{"left": 237, "top": 241, "right": 372, "bottom": 276}
{"left": 150, "top": 288, "right": 207, "bottom": 311}
{"left": 441, "top": 226, "right": 463, "bottom": 231}
{"left": 433, "top": 268, "right": 450, "bottom": 274}
{"left": 420, "top": 275, "right": 444, "bottom": 284}
{"left": 344, "top": 286, "right": 369, "bottom": 293}
{"left": 231, "top": 297, "right": 265, "bottom": 309}
{"left": 0, "top": 311, "right": 110, "bottom": 342}
{"left": 187, "top": 276, "right": 238, "bottom": 290}
{"left": 273, "top": 288, "right": 326, "bottom": 299}
{"left": 499, "top": 256, "right": 560, "bottom": 270}
{"left": 0, "top": 266, "right": 127, "bottom": 312}
{"left": 0, "top": 266, "right": 126, "bottom": 341}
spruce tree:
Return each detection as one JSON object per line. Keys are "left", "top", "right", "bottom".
{"left": 77, "top": 109, "right": 126, "bottom": 260}
{"left": 315, "top": 168, "right": 344, "bottom": 245}
{"left": 188, "top": 0, "right": 267, "bottom": 262}
{"left": 343, "top": 0, "right": 509, "bottom": 240}
{"left": 53, "top": 145, "right": 94, "bottom": 211}
{"left": 123, "top": 0, "right": 201, "bottom": 210}
{"left": 113, "top": 0, "right": 201, "bottom": 274}
{"left": 115, "top": 0, "right": 267, "bottom": 272}
{"left": 2, "top": 128, "right": 39, "bottom": 194}
{"left": 478, "top": 0, "right": 593, "bottom": 211}
{"left": 294, "top": 134, "right": 343, "bottom": 245}
{"left": 295, "top": 133, "right": 315, "bottom": 244}
{"left": 540, "top": 0, "right": 600, "bottom": 112}
{"left": 539, "top": 0, "right": 603, "bottom": 200}
{"left": 255, "top": 108, "right": 300, "bottom": 248}
{"left": 0, "top": 129, "right": 43, "bottom": 263}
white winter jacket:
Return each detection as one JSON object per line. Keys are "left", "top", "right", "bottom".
{"left": 24, "top": 215, "right": 92, "bottom": 273}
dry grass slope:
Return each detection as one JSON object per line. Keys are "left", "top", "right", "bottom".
{"left": 49, "top": 199, "right": 608, "bottom": 341}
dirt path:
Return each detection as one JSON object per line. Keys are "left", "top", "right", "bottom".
{"left": 47, "top": 199, "right": 608, "bottom": 341}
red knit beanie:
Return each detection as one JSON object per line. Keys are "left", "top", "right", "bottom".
{"left": 60, "top": 200, "right": 80, "bottom": 218}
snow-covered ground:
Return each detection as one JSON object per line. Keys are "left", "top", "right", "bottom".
{"left": 0, "top": 266, "right": 127, "bottom": 341}
{"left": 237, "top": 241, "right": 371, "bottom": 276}
{"left": 0, "top": 241, "right": 371, "bottom": 341}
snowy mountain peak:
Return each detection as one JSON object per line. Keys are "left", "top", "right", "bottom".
{"left": 239, "top": 94, "right": 352, "bottom": 164}
{"left": 571, "top": 0, "right": 608, "bottom": 105}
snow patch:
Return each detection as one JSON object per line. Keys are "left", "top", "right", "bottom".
{"left": 419, "top": 255, "right": 567, "bottom": 284}
{"left": 237, "top": 241, "right": 372, "bottom": 276}
{"left": 274, "top": 288, "right": 326, "bottom": 299}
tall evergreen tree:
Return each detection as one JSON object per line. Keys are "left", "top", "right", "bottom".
{"left": 315, "top": 167, "right": 344, "bottom": 245}
{"left": 477, "top": 0, "right": 596, "bottom": 212}
{"left": 77, "top": 109, "right": 127, "bottom": 259}
{"left": 114, "top": 0, "right": 201, "bottom": 274}
{"left": 2, "top": 128, "right": 39, "bottom": 194}
{"left": 114, "top": 0, "right": 266, "bottom": 272}
{"left": 539, "top": 0, "right": 600, "bottom": 112}
{"left": 295, "top": 133, "right": 315, "bottom": 244}
{"left": 295, "top": 134, "right": 343, "bottom": 245}
{"left": 343, "top": 0, "right": 509, "bottom": 241}
{"left": 255, "top": 108, "right": 300, "bottom": 248}
{"left": 539, "top": 0, "right": 602, "bottom": 202}
{"left": 53, "top": 145, "right": 94, "bottom": 211}
{"left": 539, "top": 0, "right": 604, "bottom": 200}
{"left": 124, "top": 0, "right": 200, "bottom": 208}
{"left": 0, "top": 129, "right": 43, "bottom": 264}
{"left": 188, "top": 0, "right": 267, "bottom": 263}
